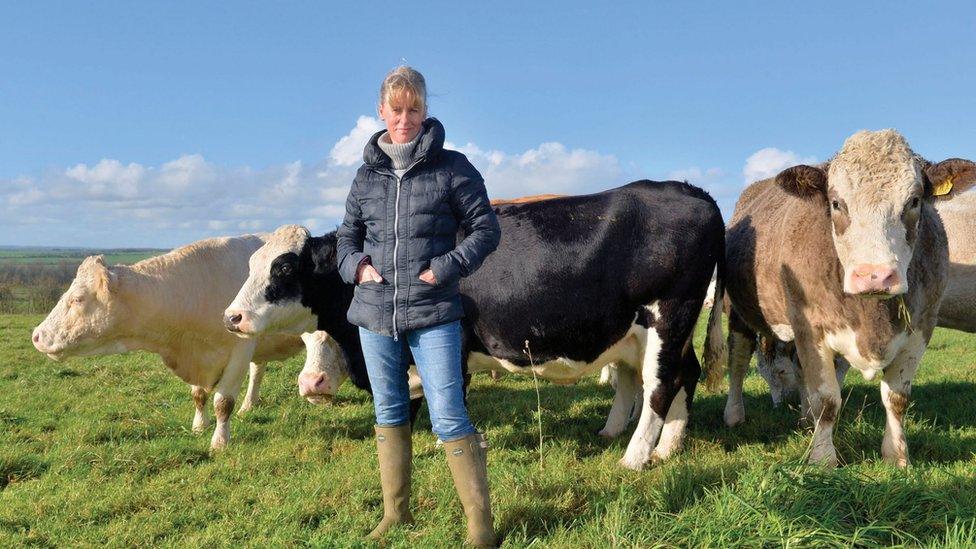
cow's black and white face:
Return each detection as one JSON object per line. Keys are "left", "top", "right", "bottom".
{"left": 224, "top": 225, "right": 316, "bottom": 336}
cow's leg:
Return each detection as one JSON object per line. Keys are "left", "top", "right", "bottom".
{"left": 598, "top": 362, "right": 638, "bottom": 438}
{"left": 629, "top": 385, "right": 644, "bottom": 423}
{"left": 191, "top": 385, "right": 210, "bottom": 433}
{"left": 237, "top": 361, "right": 265, "bottom": 415}
{"left": 880, "top": 333, "right": 924, "bottom": 467}
{"left": 796, "top": 338, "right": 840, "bottom": 467}
{"left": 210, "top": 339, "right": 257, "bottom": 450}
{"left": 620, "top": 300, "right": 692, "bottom": 470}
{"left": 724, "top": 311, "right": 757, "bottom": 427}
{"left": 651, "top": 335, "right": 701, "bottom": 462}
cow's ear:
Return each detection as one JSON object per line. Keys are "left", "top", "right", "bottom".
{"left": 924, "top": 158, "right": 976, "bottom": 200}
{"left": 775, "top": 164, "right": 828, "bottom": 198}
{"left": 82, "top": 255, "right": 118, "bottom": 293}
{"left": 309, "top": 238, "right": 338, "bottom": 276}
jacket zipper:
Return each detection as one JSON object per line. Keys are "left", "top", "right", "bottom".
{"left": 382, "top": 158, "right": 423, "bottom": 341}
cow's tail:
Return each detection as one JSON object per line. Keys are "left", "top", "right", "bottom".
{"left": 702, "top": 259, "right": 727, "bottom": 393}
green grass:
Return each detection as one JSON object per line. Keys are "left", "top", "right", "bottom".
{"left": 1, "top": 313, "right": 976, "bottom": 547}
{"left": 0, "top": 248, "right": 165, "bottom": 265}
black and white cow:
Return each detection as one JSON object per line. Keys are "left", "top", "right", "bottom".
{"left": 221, "top": 226, "right": 426, "bottom": 423}
{"left": 225, "top": 181, "right": 725, "bottom": 469}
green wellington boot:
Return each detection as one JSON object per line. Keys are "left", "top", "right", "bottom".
{"left": 367, "top": 425, "right": 413, "bottom": 540}
{"left": 444, "top": 433, "right": 498, "bottom": 547}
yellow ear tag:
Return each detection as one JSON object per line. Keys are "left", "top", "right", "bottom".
{"left": 933, "top": 176, "right": 954, "bottom": 196}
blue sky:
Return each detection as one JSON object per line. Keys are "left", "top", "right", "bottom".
{"left": 2, "top": 2, "right": 974, "bottom": 247}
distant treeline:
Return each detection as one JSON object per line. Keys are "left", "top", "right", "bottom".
{"left": 0, "top": 249, "right": 165, "bottom": 314}
{"left": 0, "top": 261, "right": 77, "bottom": 314}
{"left": 0, "top": 260, "right": 79, "bottom": 286}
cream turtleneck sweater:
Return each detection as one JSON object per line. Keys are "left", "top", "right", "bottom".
{"left": 377, "top": 130, "right": 422, "bottom": 178}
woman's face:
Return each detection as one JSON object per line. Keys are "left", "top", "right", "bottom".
{"left": 378, "top": 97, "right": 425, "bottom": 144}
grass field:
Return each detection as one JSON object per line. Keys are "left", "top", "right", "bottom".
{"left": 2, "top": 312, "right": 976, "bottom": 547}
{"left": 0, "top": 249, "right": 165, "bottom": 266}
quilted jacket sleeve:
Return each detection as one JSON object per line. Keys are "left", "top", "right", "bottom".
{"left": 336, "top": 171, "right": 369, "bottom": 285}
{"left": 429, "top": 155, "right": 501, "bottom": 285}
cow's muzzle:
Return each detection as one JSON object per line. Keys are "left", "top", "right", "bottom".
{"left": 848, "top": 264, "right": 903, "bottom": 297}
{"left": 223, "top": 309, "right": 254, "bottom": 335}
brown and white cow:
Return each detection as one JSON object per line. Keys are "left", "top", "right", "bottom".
{"left": 931, "top": 159, "right": 976, "bottom": 332}
{"left": 754, "top": 158, "right": 976, "bottom": 408}
{"left": 31, "top": 235, "right": 304, "bottom": 450}
{"left": 707, "top": 129, "right": 950, "bottom": 467}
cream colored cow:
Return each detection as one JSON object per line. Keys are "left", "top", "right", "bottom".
{"left": 32, "top": 235, "right": 304, "bottom": 450}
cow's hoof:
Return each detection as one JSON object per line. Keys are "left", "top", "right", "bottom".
{"left": 617, "top": 456, "right": 647, "bottom": 471}
{"left": 649, "top": 450, "right": 667, "bottom": 465}
{"left": 597, "top": 427, "right": 622, "bottom": 439}
{"left": 882, "top": 453, "right": 910, "bottom": 468}
{"left": 723, "top": 405, "right": 745, "bottom": 427}
{"left": 210, "top": 434, "right": 228, "bottom": 451}
{"left": 808, "top": 446, "right": 838, "bottom": 467}
{"left": 236, "top": 401, "right": 254, "bottom": 416}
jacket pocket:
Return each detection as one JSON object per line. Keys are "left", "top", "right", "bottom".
{"left": 354, "top": 281, "right": 385, "bottom": 305}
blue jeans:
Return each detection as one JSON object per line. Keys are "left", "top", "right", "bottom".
{"left": 359, "top": 320, "right": 476, "bottom": 442}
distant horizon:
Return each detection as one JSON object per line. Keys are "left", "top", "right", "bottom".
{"left": 0, "top": 244, "right": 170, "bottom": 252}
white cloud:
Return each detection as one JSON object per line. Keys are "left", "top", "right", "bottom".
{"left": 7, "top": 187, "right": 44, "bottom": 206}
{"left": 666, "top": 167, "right": 725, "bottom": 184}
{"left": 320, "top": 186, "right": 350, "bottom": 202}
{"left": 0, "top": 115, "right": 630, "bottom": 247}
{"left": 65, "top": 159, "right": 145, "bottom": 198}
{"left": 329, "top": 115, "right": 384, "bottom": 166}
{"left": 157, "top": 154, "right": 214, "bottom": 190}
{"left": 451, "top": 141, "right": 621, "bottom": 199}
{"left": 743, "top": 147, "right": 817, "bottom": 184}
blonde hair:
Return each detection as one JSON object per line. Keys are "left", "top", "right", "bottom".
{"left": 379, "top": 65, "right": 427, "bottom": 114}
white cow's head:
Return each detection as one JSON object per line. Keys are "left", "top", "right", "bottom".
{"left": 297, "top": 331, "right": 347, "bottom": 403}
{"left": 224, "top": 225, "right": 319, "bottom": 337}
{"left": 775, "top": 129, "right": 952, "bottom": 297}
{"left": 32, "top": 256, "right": 130, "bottom": 360}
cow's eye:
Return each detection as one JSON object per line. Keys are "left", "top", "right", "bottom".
{"left": 70, "top": 296, "right": 84, "bottom": 305}
{"left": 910, "top": 197, "right": 920, "bottom": 209}
{"left": 280, "top": 264, "right": 293, "bottom": 276}
{"left": 831, "top": 199, "right": 841, "bottom": 211}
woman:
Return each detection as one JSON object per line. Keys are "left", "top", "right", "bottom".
{"left": 336, "top": 66, "right": 501, "bottom": 546}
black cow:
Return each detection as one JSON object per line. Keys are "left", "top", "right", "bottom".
{"left": 225, "top": 180, "right": 725, "bottom": 469}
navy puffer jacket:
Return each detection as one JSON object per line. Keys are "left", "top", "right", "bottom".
{"left": 336, "top": 118, "right": 501, "bottom": 338}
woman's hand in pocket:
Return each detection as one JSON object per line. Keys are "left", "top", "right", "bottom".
{"left": 418, "top": 269, "right": 438, "bottom": 285}
{"left": 357, "top": 264, "right": 384, "bottom": 284}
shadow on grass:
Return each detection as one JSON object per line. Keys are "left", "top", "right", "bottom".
{"left": 468, "top": 381, "right": 619, "bottom": 449}
{"left": 693, "top": 380, "right": 976, "bottom": 465}
{"left": 0, "top": 453, "right": 48, "bottom": 490}
{"left": 464, "top": 376, "right": 976, "bottom": 466}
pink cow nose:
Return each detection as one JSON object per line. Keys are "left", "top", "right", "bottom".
{"left": 850, "top": 264, "right": 900, "bottom": 295}
{"left": 298, "top": 372, "right": 329, "bottom": 396}
{"left": 32, "top": 331, "right": 40, "bottom": 344}
{"left": 223, "top": 311, "right": 246, "bottom": 332}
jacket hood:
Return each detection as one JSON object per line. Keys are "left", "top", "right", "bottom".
{"left": 363, "top": 117, "right": 446, "bottom": 169}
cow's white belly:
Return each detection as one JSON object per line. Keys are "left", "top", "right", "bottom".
{"left": 825, "top": 327, "right": 906, "bottom": 380}
{"left": 468, "top": 323, "right": 646, "bottom": 384}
